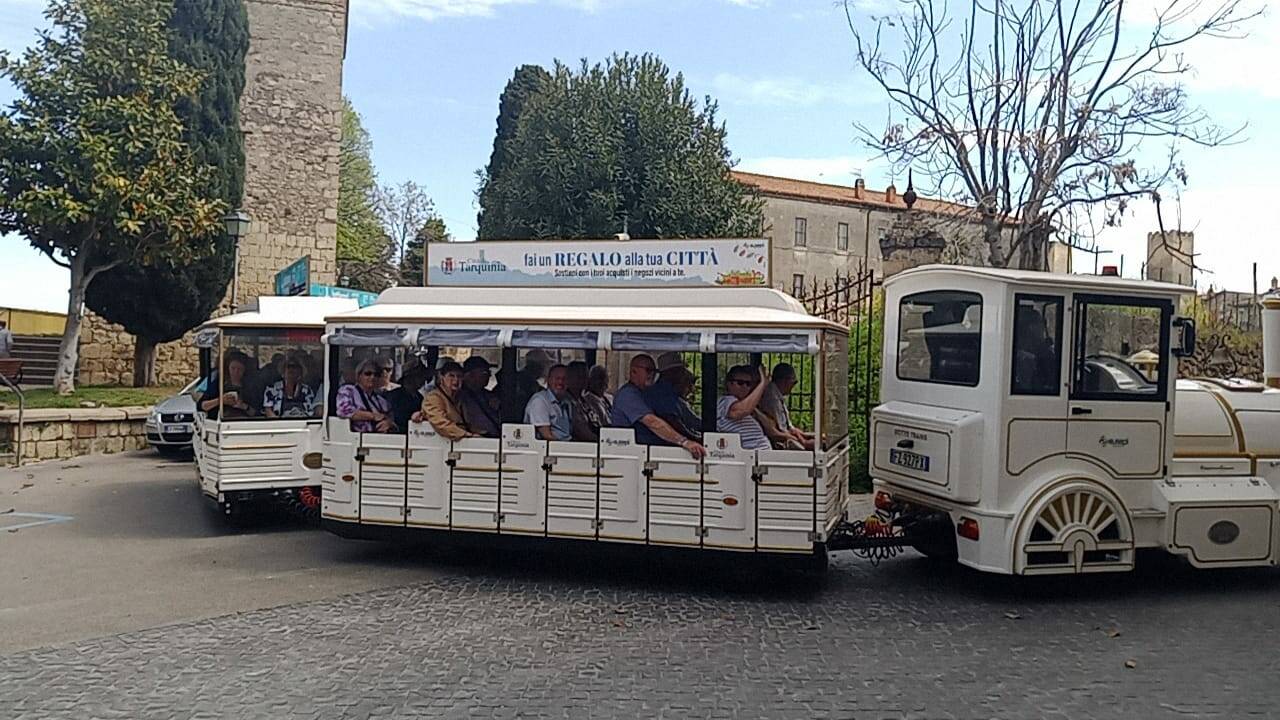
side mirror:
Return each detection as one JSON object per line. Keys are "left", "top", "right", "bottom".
{"left": 1173, "top": 316, "right": 1197, "bottom": 358}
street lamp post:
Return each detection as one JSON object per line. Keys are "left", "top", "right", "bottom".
{"left": 223, "top": 210, "right": 251, "bottom": 312}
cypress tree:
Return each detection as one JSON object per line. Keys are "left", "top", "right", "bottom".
{"left": 85, "top": 0, "right": 250, "bottom": 386}
{"left": 476, "top": 64, "right": 551, "bottom": 238}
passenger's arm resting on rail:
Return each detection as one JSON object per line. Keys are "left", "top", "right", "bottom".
{"left": 640, "top": 414, "right": 706, "bottom": 458}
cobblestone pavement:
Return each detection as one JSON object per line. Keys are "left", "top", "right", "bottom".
{"left": 2, "top": 540, "right": 1278, "bottom": 720}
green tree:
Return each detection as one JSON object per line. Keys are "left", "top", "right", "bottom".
{"left": 475, "top": 63, "right": 550, "bottom": 234}
{"left": 337, "top": 96, "right": 392, "bottom": 292}
{"left": 399, "top": 216, "right": 449, "bottom": 287}
{"left": 85, "top": 0, "right": 249, "bottom": 387}
{"left": 476, "top": 54, "right": 763, "bottom": 240}
{"left": 0, "top": 0, "right": 225, "bottom": 394}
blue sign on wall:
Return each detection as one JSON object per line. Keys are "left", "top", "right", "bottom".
{"left": 274, "top": 255, "right": 311, "bottom": 297}
{"left": 310, "top": 283, "right": 379, "bottom": 307}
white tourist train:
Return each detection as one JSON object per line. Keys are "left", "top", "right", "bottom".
{"left": 193, "top": 296, "right": 359, "bottom": 522}
{"left": 318, "top": 286, "right": 851, "bottom": 559}
{"left": 872, "top": 266, "right": 1280, "bottom": 574}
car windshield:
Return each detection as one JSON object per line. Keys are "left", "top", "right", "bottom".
{"left": 181, "top": 376, "right": 208, "bottom": 397}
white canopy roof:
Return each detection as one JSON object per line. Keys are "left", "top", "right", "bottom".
{"left": 200, "top": 296, "right": 361, "bottom": 330}
{"left": 328, "top": 286, "right": 843, "bottom": 332}
{"left": 889, "top": 264, "right": 1194, "bottom": 297}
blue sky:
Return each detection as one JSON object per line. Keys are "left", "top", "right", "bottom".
{"left": 1, "top": 0, "right": 1277, "bottom": 312}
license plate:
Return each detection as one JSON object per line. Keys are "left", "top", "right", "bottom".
{"left": 889, "top": 448, "right": 929, "bottom": 472}
{"left": 164, "top": 424, "right": 188, "bottom": 434}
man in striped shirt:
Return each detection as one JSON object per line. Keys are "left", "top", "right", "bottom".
{"left": 716, "top": 364, "right": 771, "bottom": 450}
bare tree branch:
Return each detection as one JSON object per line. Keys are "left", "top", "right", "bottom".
{"left": 846, "top": 0, "right": 1259, "bottom": 268}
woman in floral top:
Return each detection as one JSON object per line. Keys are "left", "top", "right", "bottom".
{"left": 263, "top": 355, "right": 318, "bottom": 418}
{"left": 336, "top": 357, "right": 394, "bottom": 432}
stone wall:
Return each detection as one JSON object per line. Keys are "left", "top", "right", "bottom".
{"left": 0, "top": 408, "right": 151, "bottom": 466}
{"left": 78, "top": 314, "right": 199, "bottom": 387}
{"left": 75, "top": 0, "right": 347, "bottom": 386}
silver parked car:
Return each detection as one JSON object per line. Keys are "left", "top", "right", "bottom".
{"left": 145, "top": 377, "right": 207, "bottom": 455}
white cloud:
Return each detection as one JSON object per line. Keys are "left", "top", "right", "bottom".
{"left": 736, "top": 155, "right": 872, "bottom": 185}
{"left": 710, "top": 73, "right": 874, "bottom": 107}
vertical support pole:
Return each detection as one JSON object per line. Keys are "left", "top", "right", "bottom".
{"left": 863, "top": 270, "right": 875, "bottom": 451}
{"left": 701, "top": 353, "right": 718, "bottom": 433}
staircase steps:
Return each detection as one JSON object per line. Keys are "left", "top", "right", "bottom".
{"left": 11, "top": 335, "right": 61, "bottom": 387}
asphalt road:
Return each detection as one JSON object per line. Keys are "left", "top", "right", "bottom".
{"left": 0, "top": 450, "right": 448, "bottom": 653}
{"left": 2, "top": 451, "right": 1279, "bottom": 719}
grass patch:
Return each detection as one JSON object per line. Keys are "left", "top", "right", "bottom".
{"left": 0, "top": 385, "right": 182, "bottom": 410}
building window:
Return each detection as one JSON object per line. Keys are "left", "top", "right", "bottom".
{"left": 897, "top": 290, "right": 983, "bottom": 387}
{"left": 794, "top": 218, "right": 807, "bottom": 248}
{"left": 792, "top": 273, "right": 805, "bottom": 296}
{"left": 837, "top": 222, "right": 849, "bottom": 252}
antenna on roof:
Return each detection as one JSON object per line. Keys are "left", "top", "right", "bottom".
{"left": 616, "top": 215, "right": 630, "bottom": 242}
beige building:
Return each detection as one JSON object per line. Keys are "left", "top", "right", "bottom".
{"left": 80, "top": 0, "right": 347, "bottom": 385}
{"left": 1145, "top": 230, "right": 1195, "bottom": 287}
{"left": 732, "top": 171, "right": 1006, "bottom": 293}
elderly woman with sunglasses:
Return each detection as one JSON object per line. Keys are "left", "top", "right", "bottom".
{"left": 336, "top": 357, "right": 395, "bottom": 433}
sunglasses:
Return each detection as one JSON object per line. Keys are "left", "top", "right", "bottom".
{"left": 728, "top": 378, "right": 753, "bottom": 386}
{"left": 362, "top": 368, "right": 392, "bottom": 377}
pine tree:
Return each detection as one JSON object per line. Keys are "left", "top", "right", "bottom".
{"left": 399, "top": 217, "right": 449, "bottom": 287}
{"left": 83, "top": 0, "right": 250, "bottom": 386}
{"left": 474, "top": 55, "right": 762, "bottom": 241}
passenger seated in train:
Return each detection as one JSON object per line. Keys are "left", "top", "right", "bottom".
{"left": 459, "top": 356, "right": 501, "bottom": 438}
{"left": 644, "top": 352, "right": 702, "bottom": 443}
{"left": 1012, "top": 306, "right": 1058, "bottom": 394}
{"left": 586, "top": 364, "right": 613, "bottom": 408}
{"left": 525, "top": 364, "right": 574, "bottom": 441}
{"left": 508, "top": 349, "right": 551, "bottom": 422}
{"left": 262, "top": 354, "right": 318, "bottom": 418}
{"left": 200, "top": 351, "right": 255, "bottom": 420}
{"left": 716, "top": 364, "right": 771, "bottom": 450}
{"left": 609, "top": 354, "right": 706, "bottom": 459}
{"left": 336, "top": 358, "right": 394, "bottom": 433}
{"left": 565, "top": 361, "right": 606, "bottom": 442}
{"left": 384, "top": 356, "right": 431, "bottom": 432}
{"left": 415, "top": 360, "right": 475, "bottom": 441}
{"left": 756, "top": 362, "right": 813, "bottom": 450}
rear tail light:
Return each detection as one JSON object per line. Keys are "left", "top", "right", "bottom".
{"left": 874, "top": 491, "right": 895, "bottom": 512}
{"left": 956, "top": 517, "right": 980, "bottom": 541}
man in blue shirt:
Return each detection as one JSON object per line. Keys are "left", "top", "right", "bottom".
{"left": 611, "top": 354, "right": 706, "bottom": 459}
{"left": 525, "top": 364, "right": 573, "bottom": 440}
{"left": 644, "top": 352, "right": 702, "bottom": 443}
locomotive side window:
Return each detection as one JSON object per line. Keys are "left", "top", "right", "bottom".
{"left": 897, "top": 290, "right": 983, "bottom": 387}
{"left": 1071, "top": 296, "right": 1170, "bottom": 400}
{"left": 1010, "top": 295, "right": 1063, "bottom": 395}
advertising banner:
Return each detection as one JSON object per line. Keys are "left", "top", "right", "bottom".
{"left": 425, "top": 238, "right": 770, "bottom": 288}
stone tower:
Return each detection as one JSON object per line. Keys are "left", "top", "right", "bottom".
{"left": 78, "top": 0, "right": 347, "bottom": 385}
{"left": 233, "top": 0, "right": 345, "bottom": 303}
{"left": 1145, "top": 230, "right": 1195, "bottom": 287}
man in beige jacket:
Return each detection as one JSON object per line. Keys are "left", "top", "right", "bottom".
{"left": 412, "top": 360, "right": 474, "bottom": 441}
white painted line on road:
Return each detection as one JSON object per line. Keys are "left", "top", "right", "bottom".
{"left": 0, "top": 512, "right": 74, "bottom": 532}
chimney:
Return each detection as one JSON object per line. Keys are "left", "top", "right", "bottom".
{"left": 885, "top": 184, "right": 897, "bottom": 203}
{"left": 854, "top": 178, "right": 865, "bottom": 199}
